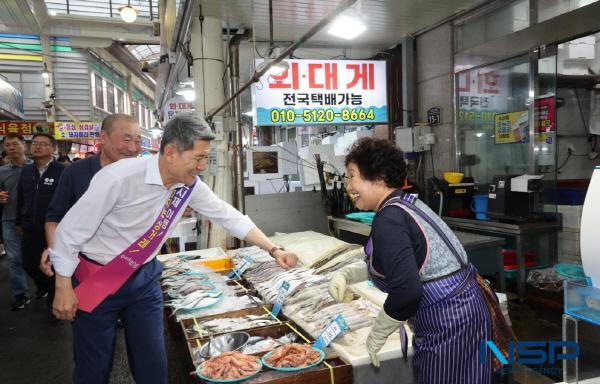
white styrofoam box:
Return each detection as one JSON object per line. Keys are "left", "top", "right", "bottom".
{"left": 275, "top": 141, "right": 300, "bottom": 175}
{"left": 568, "top": 36, "right": 595, "bottom": 59}
{"left": 321, "top": 133, "right": 340, "bottom": 146}
{"left": 333, "top": 130, "right": 372, "bottom": 156}
{"left": 170, "top": 217, "right": 197, "bottom": 237}
{"left": 562, "top": 60, "right": 592, "bottom": 75}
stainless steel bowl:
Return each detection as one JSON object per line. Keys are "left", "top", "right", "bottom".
{"left": 199, "top": 332, "right": 250, "bottom": 358}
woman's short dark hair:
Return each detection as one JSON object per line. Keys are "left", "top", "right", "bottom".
{"left": 345, "top": 137, "right": 407, "bottom": 189}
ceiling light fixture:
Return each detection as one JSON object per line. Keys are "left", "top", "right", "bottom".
{"left": 41, "top": 63, "right": 51, "bottom": 86}
{"left": 176, "top": 83, "right": 195, "bottom": 102}
{"left": 120, "top": 1, "right": 138, "bottom": 23}
{"left": 256, "top": 58, "right": 290, "bottom": 77}
{"left": 327, "top": 14, "right": 366, "bottom": 40}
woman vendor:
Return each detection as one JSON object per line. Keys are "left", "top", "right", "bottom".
{"left": 328, "top": 138, "right": 514, "bottom": 383}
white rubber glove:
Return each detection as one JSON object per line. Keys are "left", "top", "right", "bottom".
{"left": 328, "top": 262, "right": 368, "bottom": 302}
{"left": 365, "top": 309, "right": 403, "bottom": 367}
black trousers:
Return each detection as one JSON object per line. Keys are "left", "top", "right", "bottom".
{"left": 21, "top": 228, "right": 53, "bottom": 306}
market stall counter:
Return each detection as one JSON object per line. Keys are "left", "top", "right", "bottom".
{"left": 157, "top": 231, "right": 470, "bottom": 384}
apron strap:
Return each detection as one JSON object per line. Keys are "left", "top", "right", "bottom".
{"left": 382, "top": 195, "right": 466, "bottom": 268}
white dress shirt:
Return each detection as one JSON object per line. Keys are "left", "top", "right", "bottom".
{"left": 50, "top": 155, "right": 256, "bottom": 277}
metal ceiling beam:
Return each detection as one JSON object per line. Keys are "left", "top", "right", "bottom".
{"left": 206, "top": 0, "right": 359, "bottom": 120}
{"left": 107, "top": 43, "right": 157, "bottom": 90}
{"left": 157, "top": 0, "right": 196, "bottom": 115}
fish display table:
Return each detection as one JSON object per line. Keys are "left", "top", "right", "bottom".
{"left": 160, "top": 230, "right": 509, "bottom": 384}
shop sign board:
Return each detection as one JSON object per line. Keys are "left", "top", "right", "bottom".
{"left": 494, "top": 110, "right": 529, "bottom": 144}
{"left": 535, "top": 95, "right": 555, "bottom": 134}
{"left": 0, "top": 78, "right": 24, "bottom": 119}
{"left": 457, "top": 69, "right": 508, "bottom": 125}
{"left": 252, "top": 59, "right": 388, "bottom": 126}
{"left": 534, "top": 95, "right": 556, "bottom": 166}
{"left": 164, "top": 95, "right": 194, "bottom": 122}
{"left": 54, "top": 121, "right": 101, "bottom": 140}
{"left": 0, "top": 121, "right": 53, "bottom": 138}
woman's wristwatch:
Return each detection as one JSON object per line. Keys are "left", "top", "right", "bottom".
{"left": 268, "top": 246, "right": 285, "bottom": 258}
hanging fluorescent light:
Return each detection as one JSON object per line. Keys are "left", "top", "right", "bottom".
{"left": 41, "top": 63, "right": 51, "bottom": 86}
{"left": 327, "top": 15, "right": 366, "bottom": 40}
{"left": 120, "top": 1, "right": 138, "bottom": 23}
{"left": 256, "top": 59, "right": 290, "bottom": 76}
{"left": 176, "top": 84, "right": 195, "bottom": 102}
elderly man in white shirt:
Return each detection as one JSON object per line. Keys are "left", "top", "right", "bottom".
{"left": 50, "top": 114, "right": 298, "bottom": 384}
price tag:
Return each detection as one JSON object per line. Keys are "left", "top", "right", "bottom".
{"left": 228, "top": 255, "right": 253, "bottom": 278}
{"left": 313, "top": 314, "right": 349, "bottom": 350}
{"left": 271, "top": 281, "right": 290, "bottom": 317}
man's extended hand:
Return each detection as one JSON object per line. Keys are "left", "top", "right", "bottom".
{"left": 273, "top": 249, "right": 298, "bottom": 270}
{"left": 40, "top": 248, "right": 54, "bottom": 277}
{"left": 53, "top": 275, "right": 78, "bottom": 321}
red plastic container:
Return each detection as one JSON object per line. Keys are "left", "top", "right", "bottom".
{"left": 502, "top": 249, "right": 536, "bottom": 270}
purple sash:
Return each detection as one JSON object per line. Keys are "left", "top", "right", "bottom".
{"left": 74, "top": 179, "right": 196, "bottom": 313}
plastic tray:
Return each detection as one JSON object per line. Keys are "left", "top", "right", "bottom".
{"left": 196, "top": 358, "right": 262, "bottom": 383}
{"left": 503, "top": 264, "right": 547, "bottom": 279}
{"left": 261, "top": 347, "right": 325, "bottom": 372}
{"left": 176, "top": 293, "right": 224, "bottom": 313}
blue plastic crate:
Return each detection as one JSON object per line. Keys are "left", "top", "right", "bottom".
{"left": 544, "top": 187, "right": 587, "bottom": 205}
{"left": 558, "top": 188, "right": 587, "bottom": 205}
{"left": 564, "top": 279, "right": 600, "bottom": 326}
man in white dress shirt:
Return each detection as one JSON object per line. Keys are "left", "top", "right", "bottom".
{"left": 50, "top": 114, "right": 298, "bottom": 384}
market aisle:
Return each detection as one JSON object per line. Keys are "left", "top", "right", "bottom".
{"left": 0, "top": 256, "right": 191, "bottom": 384}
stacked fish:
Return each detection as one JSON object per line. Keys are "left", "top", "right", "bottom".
{"left": 230, "top": 246, "right": 377, "bottom": 338}
{"left": 185, "top": 314, "right": 278, "bottom": 338}
{"left": 247, "top": 263, "right": 330, "bottom": 305}
{"left": 162, "top": 266, "right": 225, "bottom": 315}
{"left": 241, "top": 333, "right": 297, "bottom": 355}
{"left": 303, "top": 299, "right": 379, "bottom": 335}
{"left": 311, "top": 245, "right": 366, "bottom": 275}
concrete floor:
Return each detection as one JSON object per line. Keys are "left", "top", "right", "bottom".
{"left": 0, "top": 256, "right": 193, "bottom": 384}
{"left": 2, "top": 254, "right": 600, "bottom": 384}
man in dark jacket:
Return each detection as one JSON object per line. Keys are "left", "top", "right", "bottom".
{"left": 17, "top": 133, "right": 65, "bottom": 304}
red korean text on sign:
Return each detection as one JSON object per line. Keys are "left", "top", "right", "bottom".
{"left": 477, "top": 71, "right": 499, "bottom": 94}
{"left": 346, "top": 63, "right": 375, "bottom": 90}
{"left": 269, "top": 62, "right": 300, "bottom": 90}
{"left": 308, "top": 63, "right": 338, "bottom": 90}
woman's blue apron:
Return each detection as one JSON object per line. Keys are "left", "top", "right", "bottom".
{"left": 365, "top": 194, "right": 493, "bottom": 384}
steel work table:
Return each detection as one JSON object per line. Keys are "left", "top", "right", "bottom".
{"left": 442, "top": 217, "right": 561, "bottom": 299}
{"left": 328, "top": 217, "right": 507, "bottom": 292}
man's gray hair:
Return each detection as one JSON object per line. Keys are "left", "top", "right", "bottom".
{"left": 160, "top": 113, "right": 215, "bottom": 154}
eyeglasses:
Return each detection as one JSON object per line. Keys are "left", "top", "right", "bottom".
{"left": 31, "top": 142, "right": 51, "bottom": 147}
